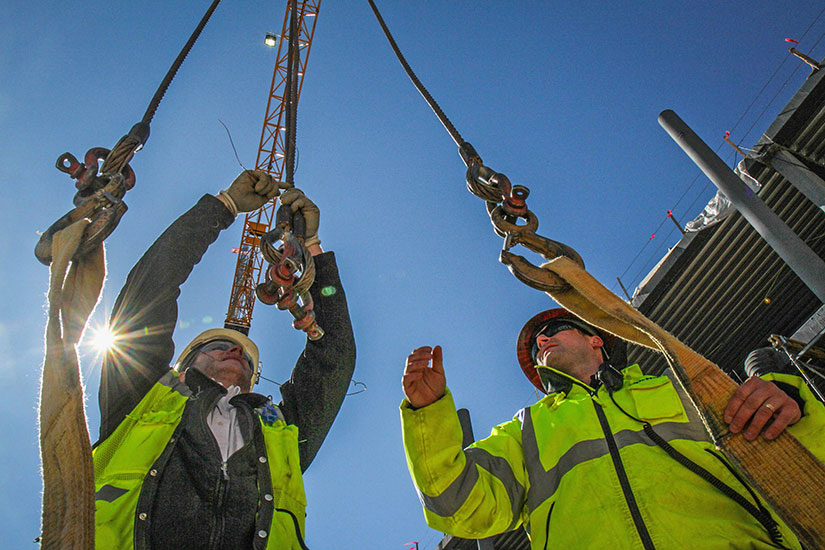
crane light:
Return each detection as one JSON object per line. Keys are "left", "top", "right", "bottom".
{"left": 264, "top": 33, "right": 277, "bottom": 47}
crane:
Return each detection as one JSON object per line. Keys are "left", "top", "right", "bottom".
{"left": 225, "top": 0, "right": 321, "bottom": 334}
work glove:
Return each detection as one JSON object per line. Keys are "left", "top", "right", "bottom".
{"left": 279, "top": 188, "right": 320, "bottom": 247}
{"left": 218, "top": 170, "right": 287, "bottom": 215}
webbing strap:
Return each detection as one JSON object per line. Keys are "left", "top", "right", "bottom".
{"left": 40, "top": 219, "right": 104, "bottom": 549}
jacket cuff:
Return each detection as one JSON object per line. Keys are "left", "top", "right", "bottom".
{"left": 201, "top": 194, "right": 236, "bottom": 229}
{"left": 760, "top": 372, "right": 810, "bottom": 414}
{"left": 400, "top": 389, "right": 454, "bottom": 422}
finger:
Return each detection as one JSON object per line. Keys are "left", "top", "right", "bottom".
{"left": 255, "top": 176, "right": 277, "bottom": 198}
{"left": 291, "top": 198, "right": 307, "bottom": 213}
{"left": 252, "top": 172, "right": 271, "bottom": 191}
{"left": 728, "top": 383, "right": 774, "bottom": 433}
{"left": 763, "top": 403, "right": 800, "bottom": 440}
{"left": 724, "top": 377, "right": 760, "bottom": 423}
{"left": 431, "top": 345, "right": 444, "bottom": 376}
{"left": 743, "top": 405, "right": 775, "bottom": 441}
{"left": 406, "top": 346, "right": 433, "bottom": 361}
{"left": 404, "top": 358, "right": 433, "bottom": 374}
{"left": 278, "top": 188, "right": 300, "bottom": 206}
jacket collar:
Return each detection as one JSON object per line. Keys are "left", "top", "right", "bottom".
{"left": 537, "top": 363, "right": 645, "bottom": 396}
{"left": 184, "top": 368, "right": 268, "bottom": 408}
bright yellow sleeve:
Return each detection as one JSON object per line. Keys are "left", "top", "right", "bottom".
{"left": 400, "top": 389, "right": 528, "bottom": 539}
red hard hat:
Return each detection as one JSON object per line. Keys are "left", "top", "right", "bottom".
{"left": 516, "top": 308, "right": 616, "bottom": 393}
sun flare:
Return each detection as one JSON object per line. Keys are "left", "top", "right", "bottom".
{"left": 89, "top": 326, "right": 118, "bottom": 353}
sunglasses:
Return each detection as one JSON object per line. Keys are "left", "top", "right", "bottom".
{"left": 530, "top": 322, "right": 589, "bottom": 360}
{"left": 199, "top": 340, "right": 254, "bottom": 371}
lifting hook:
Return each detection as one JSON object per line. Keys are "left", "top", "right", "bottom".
{"left": 256, "top": 203, "right": 323, "bottom": 340}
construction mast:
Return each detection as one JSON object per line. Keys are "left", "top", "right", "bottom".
{"left": 225, "top": 0, "right": 320, "bottom": 334}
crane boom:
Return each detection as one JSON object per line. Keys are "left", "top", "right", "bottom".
{"left": 225, "top": 0, "right": 321, "bottom": 333}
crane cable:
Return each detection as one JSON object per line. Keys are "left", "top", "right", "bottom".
{"left": 366, "top": 2, "right": 825, "bottom": 547}
{"left": 284, "top": 0, "right": 300, "bottom": 185}
{"left": 38, "top": 2, "right": 222, "bottom": 548}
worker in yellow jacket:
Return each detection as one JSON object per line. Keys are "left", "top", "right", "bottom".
{"left": 401, "top": 308, "right": 825, "bottom": 549}
{"left": 93, "top": 172, "right": 356, "bottom": 549}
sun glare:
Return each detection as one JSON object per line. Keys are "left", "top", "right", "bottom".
{"left": 89, "top": 326, "right": 118, "bottom": 353}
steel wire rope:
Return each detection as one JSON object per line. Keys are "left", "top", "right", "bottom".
{"left": 730, "top": 4, "right": 824, "bottom": 141}
{"left": 733, "top": 17, "right": 825, "bottom": 149}
{"left": 613, "top": 138, "right": 734, "bottom": 294}
{"left": 367, "top": 0, "right": 465, "bottom": 149}
{"left": 618, "top": 140, "right": 749, "bottom": 294}
{"left": 284, "top": 0, "right": 300, "bottom": 185}
{"left": 141, "top": 0, "right": 222, "bottom": 126}
{"left": 101, "top": 0, "right": 222, "bottom": 177}
{"left": 624, "top": 145, "right": 743, "bottom": 292}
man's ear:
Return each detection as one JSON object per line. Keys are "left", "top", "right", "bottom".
{"left": 590, "top": 335, "right": 604, "bottom": 349}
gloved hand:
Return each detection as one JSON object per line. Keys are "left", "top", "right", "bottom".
{"left": 279, "top": 188, "right": 320, "bottom": 247}
{"left": 218, "top": 170, "right": 288, "bottom": 215}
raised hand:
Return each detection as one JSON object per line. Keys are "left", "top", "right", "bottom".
{"left": 403, "top": 345, "right": 446, "bottom": 409}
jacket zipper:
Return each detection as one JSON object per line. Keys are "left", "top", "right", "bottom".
{"left": 207, "top": 462, "right": 230, "bottom": 549}
{"left": 592, "top": 401, "right": 656, "bottom": 550}
{"left": 205, "top": 392, "right": 230, "bottom": 550}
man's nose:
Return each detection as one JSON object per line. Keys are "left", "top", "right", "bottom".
{"left": 226, "top": 344, "right": 245, "bottom": 358}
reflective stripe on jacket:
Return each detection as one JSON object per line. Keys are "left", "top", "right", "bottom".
{"left": 401, "top": 364, "right": 820, "bottom": 549}
{"left": 93, "top": 371, "right": 307, "bottom": 550}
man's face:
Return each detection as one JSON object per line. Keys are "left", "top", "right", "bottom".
{"left": 187, "top": 340, "right": 254, "bottom": 392}
{"left": 533, "top": 324, "right": 604, "bottom": 380}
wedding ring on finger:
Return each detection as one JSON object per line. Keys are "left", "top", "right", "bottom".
{"left": 763, "top": 402, "right": 777, "bottom": 413}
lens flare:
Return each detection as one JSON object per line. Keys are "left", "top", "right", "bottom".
{"left": 89, "top": 326, "right": 118, "bottom": 352}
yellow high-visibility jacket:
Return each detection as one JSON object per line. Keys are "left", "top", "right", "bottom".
{"left": 401, "top": 364, "right": 825, "bottom": 549}
{"left": 94, "top": 371, "right": 307, "bottom": 550}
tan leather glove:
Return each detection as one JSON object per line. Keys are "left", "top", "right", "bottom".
{"left": 218, "top": 170, "right": 288, "bottom": 215}
{"left": 278, "top": 188, "right": 320, "bottom": 247}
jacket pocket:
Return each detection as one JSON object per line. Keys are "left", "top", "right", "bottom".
{"left": 627, "top": 377, "right": 687, "bottom": 421}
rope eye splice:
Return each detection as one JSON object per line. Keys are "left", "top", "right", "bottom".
{"left": 33, "top": 123, "right": 147, "bottom": 266}
{"left": 256, "top": 201, "right": 324, "bottom": 341}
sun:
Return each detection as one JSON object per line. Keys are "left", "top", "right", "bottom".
{"left": 89, "top": 325, "right": 118, "bottom": 353}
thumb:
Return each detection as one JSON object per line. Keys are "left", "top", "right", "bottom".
{"left": 432, "top": 345, "right": 444, "bottom": 375}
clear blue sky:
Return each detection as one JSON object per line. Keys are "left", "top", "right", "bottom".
{"left": 2, "top": 1, "right": 824, "bottom": 548}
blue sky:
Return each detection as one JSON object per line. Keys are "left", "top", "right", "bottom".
{"left": 2, "top": 1, "right": 824, "bottom": 548}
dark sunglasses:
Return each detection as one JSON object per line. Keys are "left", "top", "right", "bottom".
{"left": 530, "top": 322, "right": 585, "bottom": 360}
{"left": 199, "top": 340, "right": 254, "bottom": 370}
